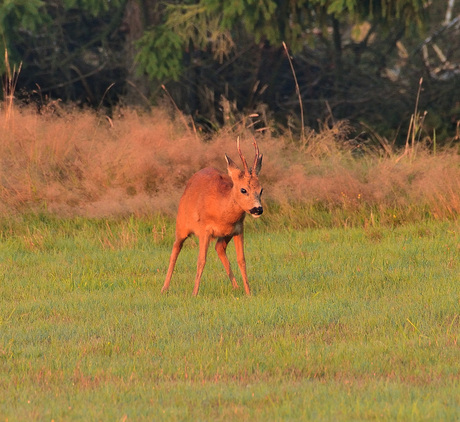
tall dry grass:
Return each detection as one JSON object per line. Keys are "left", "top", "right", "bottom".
{"left": 0, "top": 105, "right": 459, "bottom": 226}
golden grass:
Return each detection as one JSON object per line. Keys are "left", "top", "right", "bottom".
{"left": 0, "top": 106, "right": 459, "bottom": 224}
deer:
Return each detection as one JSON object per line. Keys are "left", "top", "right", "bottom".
{"left": 161, "top": 138, "right": 263, "bottom": 296}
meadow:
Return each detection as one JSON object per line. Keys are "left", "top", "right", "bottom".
{"left": 0, "top": 105, "right": 459, "bottom": 420}
{"left": 0, "top": 216, "right": 458, "bottom": 420}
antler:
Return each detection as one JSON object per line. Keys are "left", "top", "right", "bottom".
{"left": 251, "top": 139, "right": 260, "bottom": 174}
{"left": 237, "top": 136, "right": 250, "bottom": 174}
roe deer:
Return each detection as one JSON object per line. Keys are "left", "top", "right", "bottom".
{"left": 161, "top": 138, "right": 263, "bottom": 296}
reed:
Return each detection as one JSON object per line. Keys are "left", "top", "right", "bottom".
{"left": 1, "top": 49, "right": 22, "bottom": 124}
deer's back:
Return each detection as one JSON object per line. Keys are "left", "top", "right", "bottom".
{"left": 176, "top": 167, "right": 244, "bottom": 238}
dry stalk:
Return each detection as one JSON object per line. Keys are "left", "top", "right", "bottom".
{"left": 283, "top": 42, "right": 305, "bottom": 143}
{"left": 397, "top": 78, "right": 426, "bottom": 163}
{"left": 2, "top": 49, "right": 22, "bottom": 124}
{"left": 161, "top": 84, "right": 198, "bottom": 140}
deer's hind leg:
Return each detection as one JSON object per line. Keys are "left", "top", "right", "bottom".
{"left": 162, "top": 235, "right": 187, "bottom": 293}
{"left": 215, "top": 236, "right": 239, "bottom": 289}
{"left": 192, "top": 233, "right": 212, "bottom": 296}
{"left": 233, "top": 233, "right": 250, "bottom": 295}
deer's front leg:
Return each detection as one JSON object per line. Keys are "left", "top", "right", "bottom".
{"left": 193, "top": 234, "right": 211, "bottom": 296}
{"left": 215, "top": 236, "right": 239, "bottom": 289}
{"left": 233, "top": 233, "right": 251, "bottom": 295}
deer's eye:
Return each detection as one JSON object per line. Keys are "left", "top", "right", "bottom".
{"left": 260, "top": 188, "right": 264, "bottom": 196}
{"left": 240, "top": 188, "right": 247, "bottom": 194}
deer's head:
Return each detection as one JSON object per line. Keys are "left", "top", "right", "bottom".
{"left": 225, "top": 138, "right": 264, "bottom": 218}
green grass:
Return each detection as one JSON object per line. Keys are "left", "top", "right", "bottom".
{"left": 0, "top": 216, "right": 459, "bottom": 420}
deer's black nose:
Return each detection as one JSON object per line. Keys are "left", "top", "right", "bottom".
{"left": 250, "top": 206, "right": 263, "bottom": 216}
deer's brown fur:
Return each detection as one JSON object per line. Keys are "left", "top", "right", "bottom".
{"left": 161, "top": 139, "right": 263, "bottom": 296}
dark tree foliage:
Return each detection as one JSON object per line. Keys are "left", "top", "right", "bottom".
{"left": 1, "top": 0, "right": 459, "bottom": 144}
{"left": 1, "top": 0, "right": 127, "bottom": 107}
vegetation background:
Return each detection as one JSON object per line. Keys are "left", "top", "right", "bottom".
{"left": 0, "top": 105, "right": 459, "bottom": 223}
{"left": 0, "top": 1, "right": 459, "bottom": 420}
{"left": 1, "top": 0, "right": 460, "bottom": 144}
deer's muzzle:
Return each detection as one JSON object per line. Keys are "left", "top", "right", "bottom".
{"left": 249, "top": 206, "right": 263, "bottom": 217}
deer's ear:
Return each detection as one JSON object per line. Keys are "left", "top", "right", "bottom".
{"left": 225, "top": 154, "right": 242, "bottom": 178}
{"left": 253, "top": 154, "right": 263, "bottom": 176}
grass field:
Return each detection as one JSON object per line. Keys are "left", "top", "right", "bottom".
{"left": 0, "top": 216, "right": 458, "bottom": 420}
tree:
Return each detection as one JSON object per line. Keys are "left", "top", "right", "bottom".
{"left": 1, "top": 0, "right": 127, "bottom": 106}
{"left": 1, "top": 1, "right": 459, "bottom": 143}
{"left": 135, "top": 0, "right": 435, "bottom": 133}
{"left": 136, "top": 0, "right": 429, "bottom": 78}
